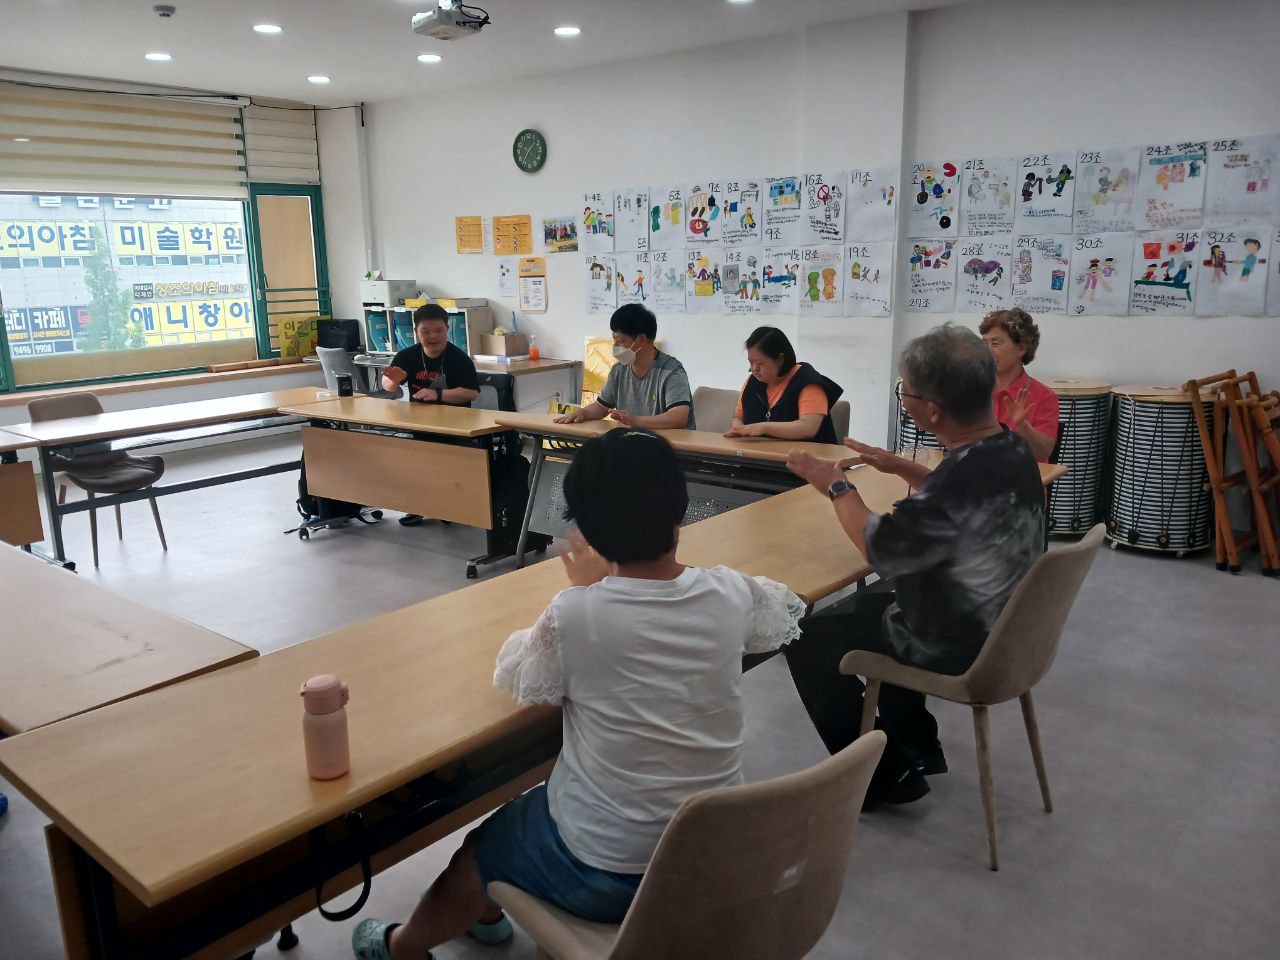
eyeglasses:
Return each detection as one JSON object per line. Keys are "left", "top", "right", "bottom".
{"left": 896, "top": 381, "right": 928, "bottom": 402}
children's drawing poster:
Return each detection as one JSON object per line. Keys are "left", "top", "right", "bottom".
{"left": 1015, "top": 152, "right": 1076, "bottom": 234}
{"left": 614, "top": 187, "right": 650, "bottom": 252}
{"left": 1128, "top": 231, "right": 1200, "bottom": 316}
{"left": 959, "top": 158, "right": 1015, "bottom": 237}
{"left": 1204, "top": 134, "right": 1280, "bottom": 226}
{"left": 798, "top": 246, "right": 844, "bottom": 317}
{"left": 907, "top": 160, "right": 959, "bottom": 238}
{"left": 649, "top": 184, "right": 685, "bottom": 252}
{"left": 542, "top": 215, "right": 578, "bottom": 253}
{"left": 760, "top": 247, "right": 802, "bottom": 315}
{"left": 721, "top": 179, "right": 761, "bottom": 246}
{"left": 723, "top": 247, "right": 763, "bottom": 316}
{"left": 616, "top": 252, "right": 651, "bottom": 308}
{"left": 846, "top": 167, "right": 898, "bottom": 241}
{"left": 1195, "top": 228, "right": 1271, "bottom": 317}
{"left": 1269, "top": 227, "right": 1280, "bottom": 317}
{"left": 843, "top": 241, "right": 893, "bottom": 317}
{"left": 685, "top": 179, "right": 725, "bottom": 245}
{"left": 648, "top": 249, "right": 686, "bottom": 314}
{"left": 1067, "top": 233, "right": 1134, "bottom": 317}
{"left": 905, "top": 240, "right": 957, "bottom": 313}
{"left": 955, "top": 235, "right": 1012, "bottom": 314}
{"left": 685, "top": 248, "right": 724, "bottom": 314}
{"left": 1011, "top": 236, "right": 1071, "bottom": 314}
{"left": 584, "top": 255, "right": 617, "bottom": 314}
{"left": 763, "top": 174, "right": 804, "bottom": 245}
{"left": 579, "top": 191, "right": 615, "bottom": 254}
{"left": 1137, "top": 141, "right": 1207, "bottom": 230}
{"left": 1073, "top": 148, "right": 1139, "bottom": 234}
{"left": 801, "top": 171, "right": 846, "bottom": 245}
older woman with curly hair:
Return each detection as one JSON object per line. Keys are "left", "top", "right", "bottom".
{"left": 979, "top": 308, "right": 1059, "bottom": 462}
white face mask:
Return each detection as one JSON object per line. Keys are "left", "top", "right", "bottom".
{"left": 612, "top": 341, "right": 640, "bottom": 366}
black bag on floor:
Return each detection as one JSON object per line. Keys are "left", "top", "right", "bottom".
{"left": 296, "top": 457, "right": 366, "bottom": 523}
{"left": 486, "top": 440, "right": 551, "bottom": 554}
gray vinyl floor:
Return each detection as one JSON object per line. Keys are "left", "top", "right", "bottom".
{"left": 2, "top": 435, "right": 1277, "bottom": 960}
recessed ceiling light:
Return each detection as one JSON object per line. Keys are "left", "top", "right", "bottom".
{"left": 727, "top": 0, "right": 754, "bottom": 4}
{"left": 554, "top": 25, "right": 581, "bottom": 37}
{"left": 253, "top": 23, "right": 283, "bottom": 34}
{"left": 307, "top": 75, "right": 331, "bottom": 84}
{"left": 13, "top": 137, "right": 30, "bottom": 142}
{"left": 417, "top": 53, "right": 443, "bottom": 63}
{"left": 144, "top": 52, "right": 172, "bottom": 62}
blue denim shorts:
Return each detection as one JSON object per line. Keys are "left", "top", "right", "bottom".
{"left": 472, "top": 784, "right": 643, "bottom": 924}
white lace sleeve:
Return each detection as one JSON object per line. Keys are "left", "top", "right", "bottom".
{"left": 741, "top": 574, "right": 806, "bottom": 655}
{"left": 493, "top": 605, "right": 564, "bottom": 705}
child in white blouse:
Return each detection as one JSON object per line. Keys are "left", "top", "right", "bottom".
{"left": 353, "top": 429, "right": 804, "bottom": 960}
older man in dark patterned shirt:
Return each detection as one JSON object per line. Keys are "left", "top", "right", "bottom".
{"left": 786, "top": 323, "right": 1044, "bottom": 808}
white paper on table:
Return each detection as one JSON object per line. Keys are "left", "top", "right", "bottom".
{"left": 955, "top": 235, "right": 1012, "bottom": 314}
{"left": 721, "top": 178, "right": 763, "bottom": 247}
{"left": 906, "top": 160, "right": 960, "bottom": 238}
{"left": 760, "top": 246, "right": 802, "bottom": 315}
{"left": 614, "top": 187, "right": 650, "bottom": 252}
{"left": 763, "top": 174, "right": 805, "bottom": 246}
{"left": 648, "top": 249, "right": 686, "bottom": 314}
{"left": 1128, "top": 231, "right": 1201, "bottom": 316}
{"left": 904, "top": 239, "right": 957, "bottom": 313}
{"left": 685, "top": 248, "right": 724, "bottom": 314}
{"left": 1073, "top": 148, "right": 1140, "bottom": 234}
{"left": 797, "top": 246, "right": 844, "bottom": 317}
{"left": 1136, "top": 141, "right": 1207, "bottom": 231}
{"left": 1204, "top": 134, "right": 1280, "bottom": 227}
{"left": 1015, "top": 152, "right": 1077, "bottom": 235}
{"left": 846, "top": 167, "right": 898, "bottom": 241}
{"left": 959, "top": 158, "right": 1016, "bottom": 237}
{"left": 1067, "top": 233, "right": 1134, "bottom": 317}
{"left": 649, "top": 184, "right": 685, "bottom": 252}
{"left": 583, "top": 254, "right": 618, "bottom": 314}
{"left": 579, "top": 190, "right": 616, "bottom": 254}
{"left": 616, "top": 251, "right": 651, "bottom": 308}
{"left": 1011, "top": 235, "right": 1071, "bottom": 314}
{"left": 801, "top": 171, "right": 847, "bottom": 245}
{"left": 1195, "top": 227, "right": 1271, "bottom": 317}
{"left": 843, "top": 241, "right": 894, "bottom": 317}
{"left": 685, "top": 179, "right": 725, "bottom": 246}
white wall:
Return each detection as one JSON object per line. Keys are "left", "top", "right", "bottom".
{"left": 317, "top": 107, "right": 372, "bottom": 320}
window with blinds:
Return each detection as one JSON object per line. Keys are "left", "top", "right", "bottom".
{"left": 242, "top": 103, "right": 320, "bottom": 185}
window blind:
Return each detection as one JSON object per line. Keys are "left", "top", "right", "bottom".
{"left": 243, "top": 103, "right": 319, "bottom": 185}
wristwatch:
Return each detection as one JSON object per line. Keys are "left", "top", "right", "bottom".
{"left": 827, "top": 478, "right": 853, "bottom": 501}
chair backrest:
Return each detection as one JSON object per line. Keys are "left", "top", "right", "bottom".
{"left": 692, "top": 385, "right": 739, "bottom": 434}
{"left": 960, "top": 524, "right": 1105, "bottom": 705}
{"left": 315, "top": 346, "right": 359, "bottom": 391}
{"left": 27, "top": 392, "right": 104, "bottom": 422}
{"left": 831, "top": 399, "right": 850, "bottom": 441}
{"left": 608, "top": 731, "right": 886, "bottom": 960}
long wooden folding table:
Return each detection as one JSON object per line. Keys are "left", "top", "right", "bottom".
{"left": 0, "top": 427, "right": 43, "bottom": 547}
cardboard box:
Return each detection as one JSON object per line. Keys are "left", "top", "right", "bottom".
{"left": 478, "top": 333, "right": 529, "bottom": 356}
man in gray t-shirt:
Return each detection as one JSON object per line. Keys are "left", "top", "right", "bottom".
{"left": 554, "top": 304, "right": 696, "bottom": 430}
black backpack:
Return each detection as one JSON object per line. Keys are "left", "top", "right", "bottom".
{"left": 296, "top": 457, "right": 365, "bottom": 523}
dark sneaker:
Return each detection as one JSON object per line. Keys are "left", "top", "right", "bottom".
{"left": 902, "top": 739, "right": 948, "bottom": 776}
{"left": 863, "top": 767, "right": 931, "bottom": 810}
{"left": 398, "top": 514, "right": 425, "bottom": 527}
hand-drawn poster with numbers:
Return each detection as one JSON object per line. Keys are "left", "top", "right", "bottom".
{"left": 1137, "top": 141, "right": 1207, "bottom": 231}
{"left": 760, "top": 247, "right": 802, "bottom": 315}
{"left": 1128, "top": 232, "right": 1200, "bottom": 316}
{"left": 955, "top": 236, "right": 1012, "bottom": 314}
{"left": 614, "top": 187, "right": 650, "bottom": 252}
{"left": 721, "top": 179, "right": 762, "bottom": 246}
{"left": 1011, "top": 236, "right": 1071, "bottom": 314}
{"left": 843, "top": 242, "right": 893, "bottom": 317}
{"left": 905, "top": 240, "right": 957, "bottom": 313}
{"left": 1067, "top": 233, "right": 1134, "bottom": 317}
{"left": 648, "top": 184, "right": 684, "bottom": 252}
{"left": 1204, "top": 134, "right": 1280, "bottom": 226}
{"left": 685, "top": 180, "right": 724, "bottom": 245}
{"left": 801, "top": 171, "right": 846, "bottom": 245}
{"left": 579, "top": 191, "right": 615, "bottom": 254}
{"left": 763, "top": 174, "right": 804, "bottom": 245}
{"left": 798, "top": 246, "right": 844, "bottom": 317}
{"left": 846, "top": 167, "right": 898, "bottom": 241}
{"left": 1073, "top": 148, "right": 1139, "bottom": 235}
{"left": 907, "top": 160, "right": 959, "bottom": 238}
{"left": 685, "top": 248, "right": 724, "bottom": 314}
{"left": 1196, "top": 229, "right": 1271, "bottom": 317}
{"left": 616, "top": 252, "right": 650, "bottom": 308}
{"left": 722, "top": 248, "right": 763, "bottom": 316}
{"left": 959, "top": 158, "right": 1015, "bottom": 237}
{"left": 1269, "top": 227, "right": 1280, "bottom": 316}
{"left": 648, "top": 250, "right": 686, "bottom": 314}
{"left": 1015, "top": 152, "right": 1076, "bottom": 234}
{"left": 584, "top": 255, "right": 617, "bottom": 314}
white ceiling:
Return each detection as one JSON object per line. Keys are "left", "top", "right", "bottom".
{"left": 0, "top": 0, "right": 967, "bottom": 106}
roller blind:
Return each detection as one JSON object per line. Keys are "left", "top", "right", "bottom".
{"left": 243, "top": 103, "right": 319, "bottom": 185}
{"left": 0, "top": 81, "right": 246, "bottom": 199}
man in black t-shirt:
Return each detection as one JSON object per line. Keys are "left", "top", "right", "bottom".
{"left": 381, "top": 304, "right": 481, "bottom": 525}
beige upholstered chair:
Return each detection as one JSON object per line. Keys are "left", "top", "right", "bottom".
{"left": 27, "top": 393, "right": 167, "bottom": 568}
{"left": 691, "top": 385, "right": 739, "bottom": 435}
{"left": 842, "top": 525, "right": 1105, "bottom": 870}
{"left": 489, "top": 730, "right": 886, "bottom": 960}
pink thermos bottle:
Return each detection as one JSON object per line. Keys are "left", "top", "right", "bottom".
{"left": 300, "top": 674, "right": 350, "bottom": 780}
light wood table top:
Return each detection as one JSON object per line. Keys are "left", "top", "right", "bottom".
{"left": 0, "top": 548, "right": 256, "bottom": 736}
{"left": 0, "top": 427, "right": 38, "bottom": 453}
{"left": 473, "top": 358, "right": 578, "bottom": 375}
{"left": 3, "top": 387, "right": 332, "bottom": 447}
{"left": 281, "top": 397, "right": 508, "bottom": 437}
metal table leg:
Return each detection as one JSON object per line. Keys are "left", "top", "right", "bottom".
{"left": 38, "top": 445, "right": 69, "bottom": 566}
{"left": 514, "top": 443, "right": 546, "bottom": 569}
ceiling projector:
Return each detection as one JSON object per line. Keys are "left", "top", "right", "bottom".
{"left": 411, "top": 2, "right": 491, "bottom": 41}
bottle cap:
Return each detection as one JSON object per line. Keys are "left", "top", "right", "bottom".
{"left": 300, "top": 674, "right": 349, "bottom": 715}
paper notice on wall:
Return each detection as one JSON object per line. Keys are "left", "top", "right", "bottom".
{"left": 760, "top": 246, "right": 802, "bottom": 315}
{"left": 798, "top": 246, "right": 843, "bottom": 317}
{"left": 497, "top": 257, "right": 517, "bottom": 297}
{"left": 846, "top": 167, "right": 898, "bottom": 242}
{"left": 1011, "top": 235, "right": 1071, "bottom": 314}
{"left": 614, "top": 187, "right": 650, "bottom": 252}
{"left": 493, "top": 214, "right": 533, "bottom": 256}
{"left": 1136, "top": 141, "right": 1207, "bottom": 230}
{"left": 955, "top": 235, "right": 1012, "bottom": 314}
{"left": 1067, "top": 233, "right": 1134, "bottom": 317}
{"left": 763, "top": 174, "right": 804, "bottom": 246}
{"left": 455, "top": 215, "right": 484, "bottom": 254}
{"left": 1128, "top": 231, "right": 1200, "bottom": 316}
{"left": 584, "top": 254, "right": 617, "bottom": 314}
{"left": 1268, "top": 227, "right": 1280, "bottom": 316}
{"left": 1073, "top": 148, "right": 1140, "bottom": 235}
{"left": 518, "top": 256, "right": 547, "bottom": 313}
{"left": 616, "top": 251, "right": 651, "bottom": 307}
{"left": 685, "top": 248, "right": 724, "bottom": 314}
{"left": 959, "top": 157, "right": 1015, "bottom": 236}
{"left": 904, "top": 239, "right": 957, "bottom": 312}
{"left": 722, "top": 247, "right": 763, "bottom": 316}
{"left": 907, "top": 160, "right": 959, "bottom": 238}
{"left": 648, "top": 249, "right": 686, "bottom": 314}
{"left": 649, "top": 184, "right": 685, "bottom": 252}
{"left": 1204, "top": 134, "right": 1280, "bottom": 227}
{"left": 721, "top": 178, "right": 762, "bottom": 246}
{"left": 686, "top": 179, "right": 725, "bottom": 246}
{"left": 801, "top": 171, "right": 846, "bottom": 245}
{"left": 1015, "top": 152, "right": 1077, "bottom": 234}
{"left": 1195, "top": 228, "right": 1270, "bottom": 317}
{"left": 579, "top": 191, "right": 615, "bottom": 254}
{"left": 843, "top": 241, "right": 893, "bottom": 317}
{"left": 542, "top": 215, "right": 578, "bottom": 253}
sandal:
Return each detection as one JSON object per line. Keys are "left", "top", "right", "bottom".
{"left": 353, "top": 920, "right": 432, "bottom": 960}
{"left": 467, "top": 913, "right": 514, "bottom": 945}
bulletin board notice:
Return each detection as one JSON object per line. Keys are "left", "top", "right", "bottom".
{"left": 493, "top": 214, "right": 533, "bottom": 256}
{"left": 456, "top": 216, "right": 484, "bottom": 254}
